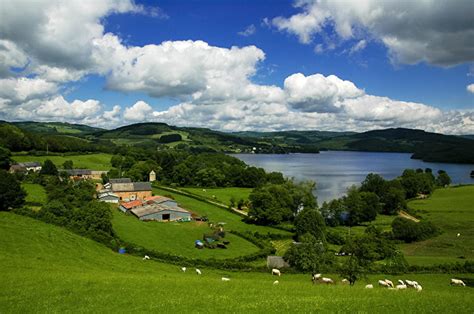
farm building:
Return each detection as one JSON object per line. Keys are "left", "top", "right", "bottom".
{"left": 9, "top": 162, "right": 42, "bottom": 173}
{"left": 111, "top": 181, "right": 152, "bottom": 201}
{"left": 97, "top": 192, "right": 120, "bottom": 203}
{"left": 65, "top": 169, "right": 108, "bottom": 180}
{"left": 119, "top": 199, "right": 144, "bottom": 213}
{"left": 130, "top": 203, "right": 191, "bottom": 222}
{"left": 144, "top": 195, "right": 178, "bottom": 207}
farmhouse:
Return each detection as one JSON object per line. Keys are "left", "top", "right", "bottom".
{"left": 119, "top": 199, "right": 143, "bottom": 212}
{"left": 111, "top": 181, "right": 152, "bottom": 201}
{"left": 65, "top": 169, "right": 108, "bottom": 180}
{"left": 130, "top": 203, "right": 191, "bottom": 222}
{"left": 9, "top": 162, "right": 42, "bottom": 173}
{"left": 97, "top": 192, "right": 120, "bottom": 203}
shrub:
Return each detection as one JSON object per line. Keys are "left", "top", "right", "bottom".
{"left": 391, "top": 217, "right": 439, "bottom": 243}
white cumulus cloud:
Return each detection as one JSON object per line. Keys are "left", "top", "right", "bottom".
{"left": 124, "top": 101, "right": 153, "bottom": 121}
{"left": 467, "top": 84, "right": 474, "bottom": 94}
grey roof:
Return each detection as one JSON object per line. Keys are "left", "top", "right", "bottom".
{"left": 65, "top": 169, "right": 92, "bottom": 175}
{"left": 109, "top": 178, "right": 132, "bottom": 184}
{"left": 98, "top": 192, "right": 119, "bottom": 199}
{"left": 131, "top": 203, "right": 190, "bottom": 218}
{"left": 111, "top": 181, "right": 151, "bottom": 192}
{"left": 19, "top": 162, "right": 41, "bottom": 167}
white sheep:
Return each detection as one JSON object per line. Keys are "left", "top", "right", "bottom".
{"left": 397, "top": 280, "right": 405, "bottom": 285}
{"left": 457, "top": 233, "right": 461, "bottom": 237}
{"left": 142, "top": 255, "right": 150, "bottom": 260}
{"left": 365, "top": 284, "right": 374, "bottom": 289}
{"left": 272, "top": 268, "right": 281, "bottom": 276}
{"left": 341, "top": 279, "right": 350, "bottom": 285}
{"left": 221, "top": 277, "right": 230, "bottom": 281}
{"left": 415, "top": 284, "right": 423, "bottom": 292}
{"left": 378, "top": 280, "right": 390, "bottom": 288}
{"left": 405, "top": 280, "right": 416, "bottom": 288}
{"left": 196, "top": 268, "right": 202, "bottom": 275}
{"left": 320, "top": 277, "right": 334, "bottom": 284}
{"left": 396, "top": 284, "right": 407, "bottom": 290}
{"left": 181, "top": 267, "right": 187, "bottom": 272}
{"left": 273, "top": 280, "right": 279, "bottom": 285}
{"left": 384, "top": 279, "right": 394, "bottom": 288}
{"left": 450, "top": 278, "right": 466, "bottom": 286}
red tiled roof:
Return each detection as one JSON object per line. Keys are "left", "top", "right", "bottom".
{"left": 120, "top": 199, "right": 143, "bottom": 209}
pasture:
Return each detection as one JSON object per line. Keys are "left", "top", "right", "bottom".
{"left": 153, "top": 187, "right": 290, "bottom": 236}
{"left": 1, "top": 212, "right": 473, "bottom": 313}
{"left": 21, "top": 183, "right": 47, "bottom": 205}
{"left": 12, "top": 153, "right": 113, "bottom": 170}
{"left": 181, "top": 187, "right": 252, "bottom": 207}
{"left": 402, "top": 185, "right": 474, "bottom": 265}
{"left": 112, "top": 210, "right": 261, "bottom": 260}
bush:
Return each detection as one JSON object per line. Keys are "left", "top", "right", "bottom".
{"left": 391, "top": 217, "right": 439, "bottom": 243}
{"left": 326, "top": 229, "right": 346, "bottom": 245}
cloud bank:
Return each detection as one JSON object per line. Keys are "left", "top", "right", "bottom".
{"left": 0, "top": 0, "right": 472, "bottom": 134}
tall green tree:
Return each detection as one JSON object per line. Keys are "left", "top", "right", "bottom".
{"left": 62, "top": 160, "right": 74, "bottom": 169}
{"left": 40, "top": 159, "right": 58, "bottom": 176}
{"left": 294, "top": 208, "right": 326, "bottom": 242}
{"left": 0, "top": 170, "right": 26, "bottom": 210}
{"left": 0, "top": 147, "right": 12, "bottom": 170}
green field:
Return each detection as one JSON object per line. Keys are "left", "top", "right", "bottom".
{"left": 181, "top": 187, "right": 252, "bottom": 206}
{"left": 402, "top": 186, "right": 474, "bottom": 265}
{"left": 21, "top": 183, "right": 47, "bottom": 205}
{"left": 1, "top": 212, "right": 473, "bottom": 313}
{"left": 113, "top": 210, "right": 260, "bottom": 260}
{"left": 153, "top": 187, "right": 290, "bottom": 236}
{"left": 12, "top": 153, "right": 113, "bottom": 170}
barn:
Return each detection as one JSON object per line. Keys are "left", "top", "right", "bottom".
{"left": 130, "top": 203, "right": 191, "bottom": 222}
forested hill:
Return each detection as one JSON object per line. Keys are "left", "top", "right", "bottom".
{"left": 2, "top": 121, "right": 474, "bottom": 163}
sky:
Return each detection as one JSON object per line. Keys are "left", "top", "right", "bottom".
{"left": 0, "top": 0, "right": 473, "bottom": 134}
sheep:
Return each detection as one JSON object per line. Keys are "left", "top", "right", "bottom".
{"left": 450, "top": 279, "right": 466, "bottom": 286}
{"left": 457, "top": 233, "right": 461, "bottom": 237}
{"left": 398, "top": 280, "right": 405, "bottom": 285}
{"left": 142, "top": 255, "right": 150, "bottom": 260}
{"left": 415, "top": 284, "right": 423, "bottom": 292}
{"left": 384, "top": 279, "right": 394, "bottom": 288}
{"left": 396, "top": 284, "right": 407, "bottom": 290}
{"left": 405, "top": 280, "right": 416, "bottom": 288}
{"left": 181, "top": 267, "right": 187, "bottom": 272}
{"left": 378, "top": 280, "right": 390, "bottom": 288}
{"left": 221, "top": 277, "right": 230, "bottom": 282}
{"left": 365, "top": 284, "right": 374, "bottom": 289}
{"left": 341, "top": 279, "right": 350, "bottom": 285}
{"left": 273, "top": 280, "right": 279, "bottom": 285}
{"left": 320, "top": 277, "right": 334, "bottom": 284}
{"left": 272, "top": 268, "right": 281, "bottom": 276}
{"left": 195, "top": 268, "right": 202, "bottom": 275}
{"left": 311, "top": 273, "right": 321, "bottom": 284}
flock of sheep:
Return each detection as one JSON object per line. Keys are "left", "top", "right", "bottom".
{"left": 142, "top": 256, "right": 468, "bottom": 289}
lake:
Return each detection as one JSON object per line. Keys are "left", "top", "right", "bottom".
{"left": 232, "top": 151, "right": 474, "bottom": 204}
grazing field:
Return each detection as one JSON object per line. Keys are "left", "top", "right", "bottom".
{"left": 181, "top": 187, "right": 252, "bottom": 206}
{"left": 112, "top": 210, "right": 260, "bottom": 260}
{"left": 1, "top": 212, "right": 473, "bottom": 313}
{"left": 12, "top": 153, "right": 112, "bottom": 170}
{"left": 153, "top": 187, "right": 291, "bottom": 236}
{"left": 21, "top": 183, "right": 47, "bottom": 205}
{"left": 402, "top": 185, "right": 474, "bottom": 265}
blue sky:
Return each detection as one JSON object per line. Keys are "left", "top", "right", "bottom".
{"left": 1, "top": 0, "right": 473, "bottom": 133}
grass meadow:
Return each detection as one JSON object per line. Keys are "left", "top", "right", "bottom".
{"left": 181, "top": 187, "right": 252, "bottom": 206}
{"left": 21, "top": 183, "right": 47, "bottom": 205}
{"left": 402, "top": 185, "right": 474, "bottom": 265}
{"left": 12, "top": 153, "right": 113, "bottom": 170}
{"left": 112, "top": 209, "right": 260, "bottom": 260}
{"left": 1, "top": 212, "right": 473, "bottom": 313}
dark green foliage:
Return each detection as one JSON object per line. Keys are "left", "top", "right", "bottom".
{"left": 320, "top": 199, "right": 344, "bottom": 226}
{"left": 63, "top": 160, "right": 74, "bottom": 169}
{"left": 380, "top": 184, "right": 406, "bottom": 215}
{"left": 325, "top": 229, "right": 346, "bottom": 245}
{"left": 400, "top": 169, "right": 435, "bottom": 198}
{"left": 294, "top": 208, "right": 326, "bottom": 242}
{"left": 248, "top": 180, "right": 316, "bottom": 225}
{"left": 339, "top": 254, "right": 366, "bottom": 286}
{"left": 284, "top": 233, "right": 334, "bottom": 272}
{"left": 40, "top": 160, "right": 58, "bottom": 176}
{"left": 391, "top": 217, "right": 439, "bottom": 243}
{"left": 0, "top": 170, "right": 26, "bottom": 210}
{"left": 436, "top": 170, "right": 451, "bottom": 187}
{"left": 0, "top": 147, "right": 11, "bottom": 169}
{"left": 158, "top": 133, "right": 182, "bottom": 143}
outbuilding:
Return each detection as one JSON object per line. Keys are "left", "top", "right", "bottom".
{"left": 130, "top": 203, "right": 191, "bottom": 222}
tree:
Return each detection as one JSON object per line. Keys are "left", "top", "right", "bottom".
{"left": 284, "top": 233, "right": 333, "bottom": 272}
{"left": 40, "top": 159, "right": 58, "bottom": 176}
{"left": 339, "top": 254, "right": 366, "bottom": 286}
{"left": 62, "top": 160, "right": 73, "bottom": 169}
{"left": 380, "top": 185, "right": 405, "bottom": 215}
{"left": 0, "top": 147, "right": 11, "bottom": 170}
{"left": 359, "top": 192, "right": 381, "bottom": 221}
{"left": 360, "top": 173, "right": 386, "bottom": 196}
{"left": 294, "top": 208, "right": 326, "bottom": 242}
{"left": 436, "top": 170, "right": 451, "bottom": 187}
{"left": 344, "top": 187, "right": 364, "bottom": 226}
{"left": 0, "top": 170, "right": 26, "bottom": 210}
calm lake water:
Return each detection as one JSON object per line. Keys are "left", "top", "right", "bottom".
{"left": 232, "top": 151, "right": 474, "bottom": 204}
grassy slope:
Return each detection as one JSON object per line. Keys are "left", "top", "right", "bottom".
{"left": 154, "top": 187, "right": 290, "bottom": 235}
{"left": 21, "top": 183, "right": 47, "bottom": 205}
{"left": 402, "top": 186, "right": 474, "bottom": 265}
{"left": 12, "top": 153, "right": 112, "bottom": 170}
{"left": 1, "top": 212, "right": 474, "bottom": 313}
{"left": 181, "top": 187, "right": 252, "bottom": 206}
{"left": 113, "top": 210, "right": 260, "bottom": 260}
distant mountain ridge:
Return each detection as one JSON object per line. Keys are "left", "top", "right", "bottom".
{"left": 2, "top": 121, "right": 473, "bottom": 163}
